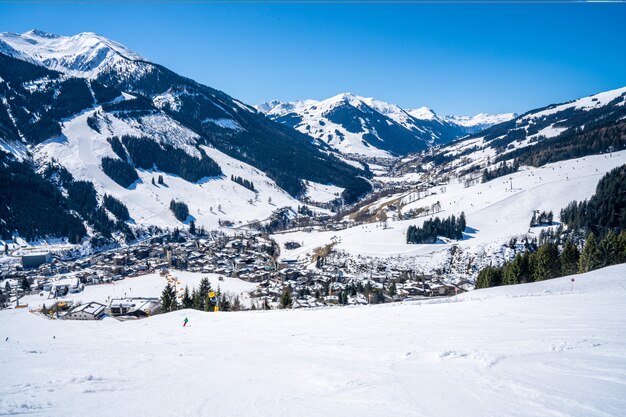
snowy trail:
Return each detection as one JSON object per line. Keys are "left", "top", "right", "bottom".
{"left": 1, "top": 264, "right": 625, "bottom": 416}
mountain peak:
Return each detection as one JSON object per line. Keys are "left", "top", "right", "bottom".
{"left": 23, "top": 29, "right": 61, "bottom": 39}
{"left": 408, "top": 106, "right": 438, "bottom": 120}
{"left": 0, "top": 29, "right": 146, "bottom": 78}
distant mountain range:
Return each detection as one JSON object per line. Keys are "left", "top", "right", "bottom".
{"left": 256, "top": 94, "right": 515, "bottom": 158}
{"left": 397, "top": 86, "right": 626, "bottom": 179}
{"left": 0, "top": 30, "right": 371, "bottom": 244}
{"left": 0, "top": 29, "right": 623, "bottom": 247}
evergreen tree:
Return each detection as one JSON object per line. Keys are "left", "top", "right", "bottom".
{"left": 475, "top": 266, "right": 502, "bottom": 289}
{"left": 197, "top": 277, "right": 211, "bottom": 310}
{"left": 169, "top": 200, "right": 189, "bottom": 222}
{"left": 502, "top": 263, "right": 519, "bottom": 285}
{"left": 191, "top": 288, "right": 201, "bottom": 310}
{"left": 560, "top": 240, "right": 580, "bottom": 276}
{"left": 189, "top": 220, "right": 196, "bottom": 235}
{"left": 160, "top": 283, "right": 177, "bottom": 312}
{"left": 532, "top": 243, "right": 560, "bottom": 281}
{"left": 618, "top": 231, "right": 626, "bottom": 263}
{"left": 598, "top": 230, "right": 618, "bottom": 268}
{"left": 579, "top": 233, "right": 601, "bottom": 273}
{"left": 280, "top": 286, "right": 293, "bottom": 308}
{"left": 181, "top": 286, "right": 193, "bottom": 309}
{"left": 20, "top": 278, "right": 30, "bottom": 293}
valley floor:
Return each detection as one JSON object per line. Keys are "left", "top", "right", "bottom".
{"left": 1, "top": 264, "right": 626, "bottom": 417}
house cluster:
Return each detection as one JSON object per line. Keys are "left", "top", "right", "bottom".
{"left": 39, "top": 297, "right": 162, "bottom": 321}
{"left": 1, "top": 228, "right": 469, "bottom": 313}
{"left": 249, "top": 253, "right": 469, "bottom": 309}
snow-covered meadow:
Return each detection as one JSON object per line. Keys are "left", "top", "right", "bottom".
{"left": 1, "top": 264, "right": 625, "bottom": 416}
{"left": 19, "top": 271, "right": 257, "bottom": 310}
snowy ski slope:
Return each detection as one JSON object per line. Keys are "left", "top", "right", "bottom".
{"left": 34, "top": 107, "right": 299, "bottom": 230}
{"left": 1, "top": 264, "right": 625, "bottom": 416}
{"left": 273, "top": 151, "right": 626, "bottom": 273}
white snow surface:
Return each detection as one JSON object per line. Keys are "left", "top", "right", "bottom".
{"left": 444, "top": 112, "right": 517, "bottom": 127}
{"left": 258, "top": 94, "right": 514, "bottom": 158}
{"left": 304, "top": 180, "right": 344, "bottom": 203}
{"left": 0, "top": 30, "right": 149, "bottom": 79}
{"left": 274, "top": 151, "right": 626, "bottom": 273}
{"left": 1, "top": 264, "right": 625, "bottom": 416}
{"left": 21, "top": 271, "right": 257, "bottom": 310}
{"left": 521, "top": 86, "right": 626, "bottom": 121}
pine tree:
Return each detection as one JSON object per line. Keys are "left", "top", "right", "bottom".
{"left": 502, "top": 263, "right": 518, "bottom": 285}
{"left": 189, "top": 220, "right": 196, "bottom": 235}
{"left": 161, "top": 283, "right": 177, "bottom": 312}
{"left": 560, "top": 240, "right": 580, "bottom": 276}
{"left": 181, "top": 285, "right": 193, "bottom": 309}
{"left": 197, "top": 277, "right": 211, "bottom": 310}
{"left": 532, "top": 243, "right": 560, "bottom": 281}
{"left": 618, "top": 231, "right": 626, "bottom": 263}
{"left": 598, "top": 230, "right": 618, "bottom": 268}
{"left": 280, "top": 286, "right": 292, "bottom": 308}
{"left": 475, "top": 266, "right": 502, "bottom": 289}
{"left": 579, "top": 233, "right": 601, "bottom": 273}
{"left": 20, "top": 278, "right": 30, "bottom": 293}
{"left": 191, "top": 288, "right": 201, "bottom": 310}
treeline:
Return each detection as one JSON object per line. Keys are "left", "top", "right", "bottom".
{"left": 231, "top": 175, "right": 255, "bottom": 192}
{"left": 103, "top": 194, "right": 130, "bottom": 221}
{"left": 482, "top": 161, "right": 519, "bottom": 183}
{"left": 101, "top": 157, "right": 139, "bottom": 188}
{"left": 495, "top": 121, "right": 626, "bottom": 168}
{"left": 560, "top": 164, "right": 626, "bottom": 237}
{"left": 169, "top": 200, "right": 189, "bottom": 222}
{"left": 118, "top": 135, "right": 222, "bottom": 182}
{"left": 407, "top": 213, "right": 466, "bottom": 244}
{"left": 477, "top": 165, "right": 626, "bottom": 289}
{"left": 530, "top": 210, "right": 553, "bottom": 227}
{"left": 161, "top": 277, "right": 242, "bottom": 312}
{"left": 44, "top": 163, "right": 134, "bottom": 243}
{"left": 0, "top": 53, "right": 124, "bottom": 145}
{"left": 476, "top": 232, "right": 626, "bottom": 288}
{"left": 0, "top": 152, "right": 86, "bottom": 243}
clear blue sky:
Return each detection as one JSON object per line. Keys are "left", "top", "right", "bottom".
{"left": 1, "top": 2, "right": 625, "bottom": 115}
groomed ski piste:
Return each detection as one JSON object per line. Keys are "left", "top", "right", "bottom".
{"left": 1, "top": 264, "right": 625, "bottom": 416}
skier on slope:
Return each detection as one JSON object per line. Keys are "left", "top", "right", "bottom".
{"left": 183, "top": 317, "right": 188, "bottom": 327}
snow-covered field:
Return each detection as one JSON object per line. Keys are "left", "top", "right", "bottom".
{"left": 274, "top": 151, "right": 626, "bottom": 273}
{"left": 20, "top": 271, "right": 257, "bottom": 309}
{"left": 1, "top": 264, "right": 625, "bottom": 416}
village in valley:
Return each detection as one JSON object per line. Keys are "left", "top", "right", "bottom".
{"left": 0, "top": 207, "right": 467, "bottom": 321}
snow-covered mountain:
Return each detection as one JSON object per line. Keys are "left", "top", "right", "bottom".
{"left": 443, "top": 112, "right": 517, "bottom": 133}
{"left": 0, "top": 30, "right": 372, "bottom": 245}
{"left": 413, "top": 86, "right": 626, "bottom": 179}
{"left": 257, "top": 94, "right": 514, "bottom": 158}
{"left": 0, "top": 30, "right": 148, "bottom": 79}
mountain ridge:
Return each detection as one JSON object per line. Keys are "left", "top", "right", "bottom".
{"left": 256, "top": 93, "right": 515, "bottom": 158}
